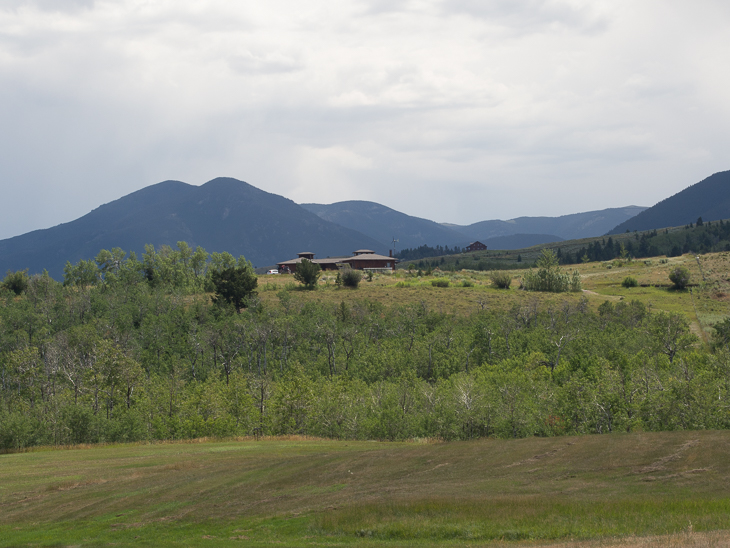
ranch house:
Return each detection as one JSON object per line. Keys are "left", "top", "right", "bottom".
{"left": 277, "top": 249, "right": 397, "bottom": 274}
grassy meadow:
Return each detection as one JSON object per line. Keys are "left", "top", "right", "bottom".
{"left": 2, "top": 431, "right": 730, "bottom": 547}
{"left": 258, "top": 250, "right": 730, "bottom": 339}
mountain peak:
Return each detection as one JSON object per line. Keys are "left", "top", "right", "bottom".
{"left": 0, "top": 178, "right": 386, "bottom": 277}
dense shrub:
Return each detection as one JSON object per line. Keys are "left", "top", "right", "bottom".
{"left": 521, "top": 250, "right": 581, "bottom": 293}
{"left": 431, "top": 279, "right": 449, "bottom": 287}
{"left": 341, "top": 269, "right": 362, "bottom": 288}
{"left": 210, "top": 264, "right": 258, "bottom": 312}
{"left": 490, "top": 271, "right": 512, "bottom": 289}
{"left": 2, "top": 269, "right": 29, "bottom": 295}
{"left": 669, "top": 266, "right": 691, "bottom": 289}
{"left": 622, "top": 276, "right": 638, "bottom": 288}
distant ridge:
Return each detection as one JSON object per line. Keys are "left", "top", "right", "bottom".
{"left": 301, "top": 200, "right": 465, "bottom": 249}
{"left": 303, "top": 201, "right": 646, "bottom": 249}
{"left": 448, "top": 206, "right": 647, "bottom": 242}
{"left": 0, "top": 178, "right": 386, "bottom": 278}
{"left": 608, "top": 170, "right": 730, "bottom": 234}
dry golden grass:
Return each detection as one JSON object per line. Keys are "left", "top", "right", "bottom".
{"left": 256, "top": 251, "right": 730, "bottom": 340}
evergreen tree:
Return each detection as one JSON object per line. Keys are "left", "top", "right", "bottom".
{"left": 211, "top": 263, "right": 258, "bottom": 312}
{"left": 294, "top": 259, "right": 321, "bottom": 289}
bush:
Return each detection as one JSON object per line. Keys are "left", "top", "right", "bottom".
{"left": 521, "top": 250, "right": 582, "bottom": 293}
{"left": 210, "top": 263, "right": 258, "bottom": 312}
{"left": 460, "top": 279, "right": 474, "bottom": 287}
{"left": 341, "top": 269, "right": 362, "bottom": 288}
{"left": 622, "top": 276, "right": 638, "bottom": 288}
{"left": 2, "top": 269, "right": 29, "bottom": 295}
{"left": 294, "top": 259, "right": 321, "bottom": 289}
{"left": 0, "top": 410, "right": 48, "bottom": 450}
{"left": 490, "top": 271, "right": 512, "bottom": 289}
{"left": 431, "top": 279, "right": 449, "bottom": 287}
{"left": 669, "top": 266, "right": 690, "bottom": 289}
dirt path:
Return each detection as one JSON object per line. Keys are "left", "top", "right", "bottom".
{"left": 582, "top": 289, "right": 621, "bottom": 301}
{"left": 520, "top": 530, "right": 730, "bottom": 547}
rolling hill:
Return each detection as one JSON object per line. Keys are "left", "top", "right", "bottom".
{"left": 0, "top": 177, "right": 387, "bottom": 279}
{"left": 609, "top": 170, "right": 730, "bottom": 234}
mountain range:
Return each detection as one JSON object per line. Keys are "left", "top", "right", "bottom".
{"left": 2, "top": 169, "right": 729, "bottom": 279}
{"left": 0, "top": 178, "right": 386, "bottom": 279}
{"left": 445, "top": 206, "right": 647, "bottom": 243}
{"left": 301, "top": 201, "right": 646, "bottom": 250}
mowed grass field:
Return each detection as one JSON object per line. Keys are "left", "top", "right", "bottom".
{"left": 2, "top": 432, "right": 730, "bottom": 547}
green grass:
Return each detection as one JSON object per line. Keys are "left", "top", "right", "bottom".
{"left": 2, "top": 432, "right": 730, "bottom": 546}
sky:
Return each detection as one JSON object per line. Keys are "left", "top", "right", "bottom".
{"left": 1, "top": 0, "right": 729, "bottom": 240}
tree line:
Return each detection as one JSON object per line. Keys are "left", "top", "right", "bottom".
{"left": 396, "top": 244, "right": 462, "bottom": 261}
{"left": 557, "top": 219, "right": 730, "bottom": 265}
{"left": 1, "top": 243, "right": 729, "bottom": 449}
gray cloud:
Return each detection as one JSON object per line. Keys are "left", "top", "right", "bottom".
{"left": 0, "top": 1, "right": 728, "bottom": 240}
{"left": 228, "top": 51, "right": 303, "bottom": 75}
{"left": 357, "top": 0, "right": 414, "bottom": 15}
{"left": 0, "top": 0, "right": 94, "bottom": 12}
{"left": 441, "top": 0, "right": 608, "bottom": 34}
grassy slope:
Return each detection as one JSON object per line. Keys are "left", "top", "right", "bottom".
{"left": 1, "top": 432, "right": 730, "bottom": 547}
{"left": 257, "top": 251, "right": 730, "bottom": 339}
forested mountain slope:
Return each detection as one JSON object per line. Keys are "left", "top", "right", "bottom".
{"left": 0, "top": 177, "right": 386, "bottom": 278}
{"left": 609, "top": 170, "right": 730, "bottom": 234}
{"left": 301, "top": 200, "right": 467, "bottom": 249}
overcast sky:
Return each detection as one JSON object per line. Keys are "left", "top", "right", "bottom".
{"left": 1, "top": 0, "right": 729, "bottom": 239}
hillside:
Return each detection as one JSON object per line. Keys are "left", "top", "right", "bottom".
{"left": 300, "top": 200, "right": 467, "bottom": 249}
{"left": 481, "top": 233, "right": 563, "bottom": 249}
{"left": 609, "top": 170, "right": 730, "bottom": 234}
{"left": 0, "top": 177, "right": 386, "bottom": 278}
{"left": 451, "top": 206, "right": 646, "bottom": 241}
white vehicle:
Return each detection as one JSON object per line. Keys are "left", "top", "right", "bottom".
{"left": 267, "top": 269, "right": 279, "bottom": 275}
